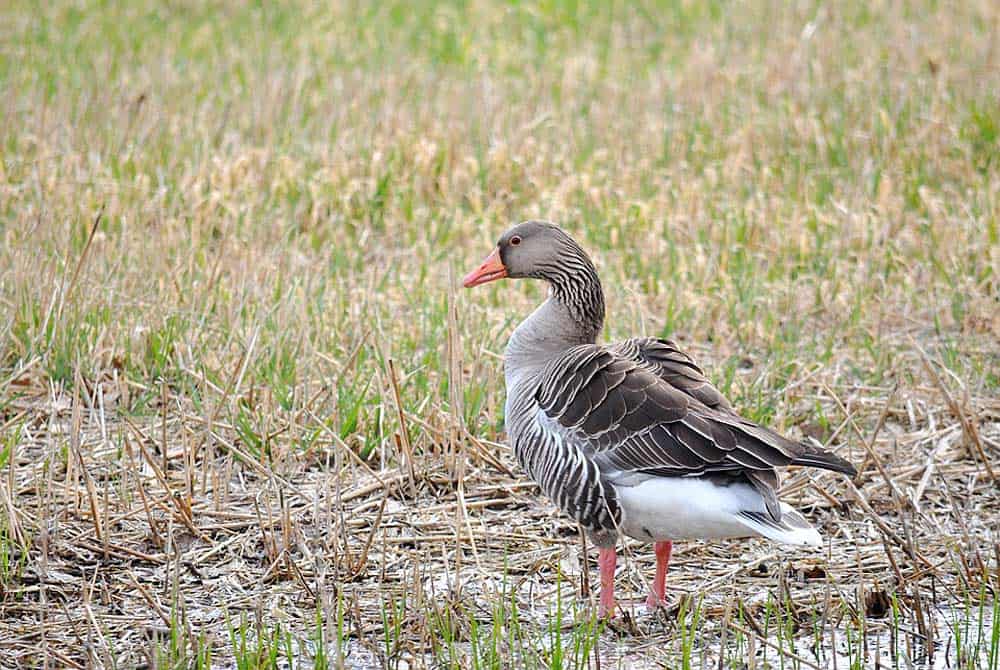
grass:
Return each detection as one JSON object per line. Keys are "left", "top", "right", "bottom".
{"left": 1, "top": 0, "right": 999, "bottom": 667}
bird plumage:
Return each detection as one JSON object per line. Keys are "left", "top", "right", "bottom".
{"left": 464, "top": 220, "right": 856, "bottom": 616}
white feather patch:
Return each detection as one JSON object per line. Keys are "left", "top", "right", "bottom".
{"left": 614, "top": 477, "right": 822, "bottom": 546}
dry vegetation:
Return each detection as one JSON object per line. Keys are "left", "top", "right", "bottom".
{"left": 1, "top": 1, "right": 999, "bottom": 668}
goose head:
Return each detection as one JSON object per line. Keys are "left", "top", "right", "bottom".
{"left": 462, "top": 220, "right": 591, "bottom": 288}
{"left": 463, "top": 220, "right": 606, "bottom": 339}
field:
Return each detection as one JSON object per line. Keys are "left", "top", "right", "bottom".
{"left": 1, "top": 0, "right": 999, "bottom": 667}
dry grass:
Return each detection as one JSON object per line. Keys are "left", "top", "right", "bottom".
{"left": 1, "top": 0, "right": 999, "bottom": 667}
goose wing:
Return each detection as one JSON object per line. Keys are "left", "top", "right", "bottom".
{"left": 611, "top": 337, "right": 732, "bottom": 411}
{"left": 534, "top": 344, "right": 855, "bottom": 519}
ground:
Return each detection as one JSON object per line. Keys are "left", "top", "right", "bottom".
{"left": 1, "top": 1, "right": 998, "bottom": 668}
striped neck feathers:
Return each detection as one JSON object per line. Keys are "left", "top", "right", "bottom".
{"left": 505, "top": 251, "right": 606, "bottom": 384}
{"left": 528, "top": 241, "right": 605, "bottom": 341}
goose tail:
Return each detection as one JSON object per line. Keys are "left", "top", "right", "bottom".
{"left": 791, "top": 438, "right": 857, "bottom": 477}
{"left": 735, "top": 503, "right": 822, "bottom": 547}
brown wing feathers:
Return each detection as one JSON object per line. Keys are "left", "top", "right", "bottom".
{"left": 618, "top": 337, "right": 733, "bottom": 411}
{"left": 536, "top": 344, "right": 857, "bottom": 491}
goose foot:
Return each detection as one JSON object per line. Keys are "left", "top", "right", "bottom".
{"left": 645, "top": 592, "right": 666, "bottom": 611}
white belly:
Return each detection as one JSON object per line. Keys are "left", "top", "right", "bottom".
{"left": 615, "top": 477, "right": 765, "bottom": 542}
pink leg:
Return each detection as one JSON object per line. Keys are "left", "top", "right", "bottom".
{"left": 597, "top": 546, "right": 617, "bottom": 618}
{"left": 645, "top": 541, "right": 673, "bottom": 610}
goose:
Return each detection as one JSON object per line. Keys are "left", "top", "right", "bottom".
{"left": 463, "top": 220, "right": 856, "bottom": 618}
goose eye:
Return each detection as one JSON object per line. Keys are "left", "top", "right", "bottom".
{"left": 510, "top": 236, "right": 522, "bottom": 246}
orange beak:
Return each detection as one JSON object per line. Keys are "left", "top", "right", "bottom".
{"left": 462, "top": 247, "right": 508, "bottom": 288}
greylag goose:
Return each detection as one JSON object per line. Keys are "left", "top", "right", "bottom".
{"left": 463, "top": 221, "right": 857, "bottom": 618}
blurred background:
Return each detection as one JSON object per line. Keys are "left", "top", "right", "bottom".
{"left": 3, "top": 1, "right": 997, "bottom": 393}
